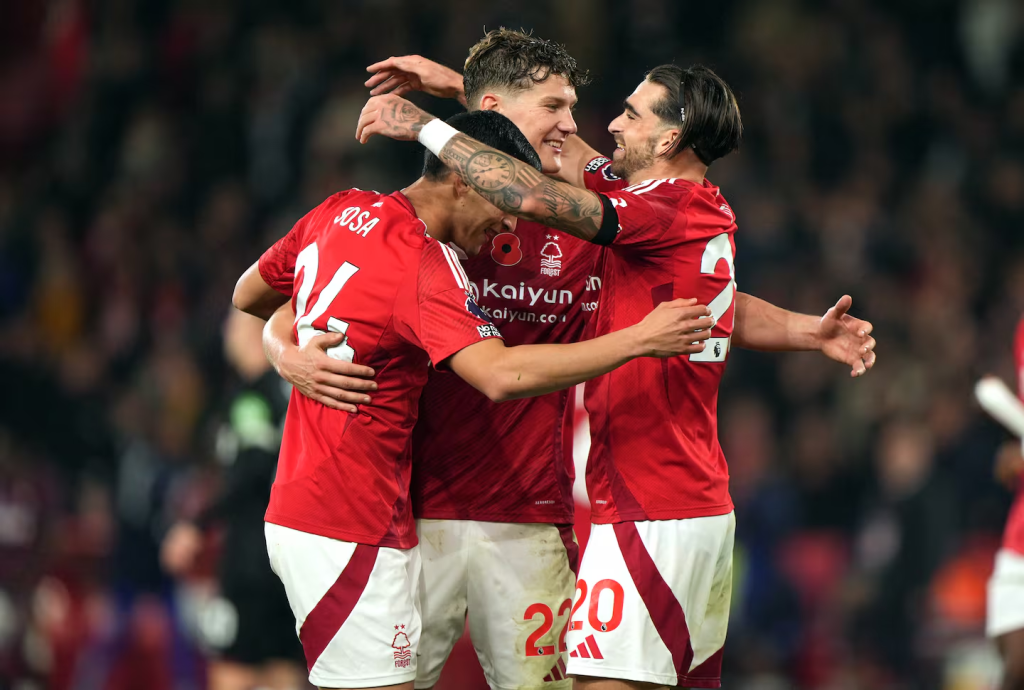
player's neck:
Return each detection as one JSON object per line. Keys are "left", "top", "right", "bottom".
{"left": 402, "top": 178, "right": 454, "bottom": 244}
{"left": 626, "top": 150, "right": 708, "bottom": 186}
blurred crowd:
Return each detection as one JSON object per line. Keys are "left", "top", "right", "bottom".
{"left": 0, "top": 0, "right": 1023, "bottom": 688}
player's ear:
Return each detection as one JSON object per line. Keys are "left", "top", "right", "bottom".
{"left": 451, "top": 174, "right": 471, "bottom": 198}
{"left": 479, "top": 93, "right": 502, "bottom": 112}
{"left": 656, "top": 127, "right": 682, "bottom": 157}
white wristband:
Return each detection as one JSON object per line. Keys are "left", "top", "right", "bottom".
{"left": 418, "top": 119, "right": 459, "bottom": 156}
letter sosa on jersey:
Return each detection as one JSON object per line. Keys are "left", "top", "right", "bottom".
{"left": 334, "top": 206, "right": 380, "bottom": 237}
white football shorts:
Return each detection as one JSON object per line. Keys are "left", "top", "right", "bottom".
{"left": 264, "top": 522, "right": 422, "bottom": 688}
{"left": 988, "top": 548, "right": 1024, "bottom": 638}
{"left": 565, "top": 513, "right": 735, "bottom": 688}
{"left": 414, "top": 519, "right": 579, "bottom": 689}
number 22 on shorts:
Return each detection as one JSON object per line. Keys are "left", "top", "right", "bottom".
{"left": 523, "top": 598, "right": 572, "bottom": 657}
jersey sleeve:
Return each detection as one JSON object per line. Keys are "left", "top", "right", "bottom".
{"left": 258, "top": 218, "right": 305, "bottom": 296}
{"left": 597, "top": 182, "right": 690, "bottom": 255}
{"left": 401, "top": 241, "right": 503, "bottom": 367}
{"left": 582, "top": 156, "right": 628, "bottom": 193}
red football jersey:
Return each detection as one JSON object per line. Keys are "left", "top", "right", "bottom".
{"left": 412, "top": 221, "right": 602, "bottom": 523}
{"left": 1002, "top": 317, "right": 1024, "bottom": 554}
{"left": 582, "top": 157, "right": 737, "bottom": 523}
{"left": 258, "top": 189, "right": 502, "bottom": 548}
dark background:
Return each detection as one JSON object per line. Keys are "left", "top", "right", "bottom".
{"left": 0, "top": 0, "right": 1022, "bottom": 688}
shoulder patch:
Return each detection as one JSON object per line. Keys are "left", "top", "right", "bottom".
{"left": 585, "top": 157, "right": 611, "bottom": 173}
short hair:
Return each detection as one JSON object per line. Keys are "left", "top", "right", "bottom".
{"left": 645, "top": 64, "right": 743, "bottom": 166}
{"left": 463, "top": 28, "right": 590, "bottom": 108}
{"left": 422, "top": 110, "right": 542, "bottom": 181}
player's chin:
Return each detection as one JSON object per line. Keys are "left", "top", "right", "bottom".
{"left": 540, "top": 152, "right": 562, "bottom": 175}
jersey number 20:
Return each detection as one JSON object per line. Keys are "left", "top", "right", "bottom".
{"left": 293, "top": 243, "right": 360, "bottom": 362}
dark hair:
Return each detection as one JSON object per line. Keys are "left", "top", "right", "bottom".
{"left": 463, "top": 28, "right": 590, "bottom": 108}
{"left": 422, "top": 110, "right": 542, "bottom": 181}
{"left": 645, "top": 64, "right": 743, "bottom": 166}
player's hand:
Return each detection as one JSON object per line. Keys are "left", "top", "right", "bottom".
{"left": 161, "top": 522, "right": 203, "bottom": 576}
{"left": 366, "top": 55, "right": 467, "bottom": 107}
{"left": 633, "top": 298, "right": 715, "bottom": 358}
{"left": 818, "top": 295, "right": 877, "bottom": 377}
{"left": 995, "top": 440, "right": 1024, "bottom": 491}
{"left": 277, "top": 331, "right": 378, "bottom": 412}
{"left": 356, "top": 94, "right": 437, "bottom": 144}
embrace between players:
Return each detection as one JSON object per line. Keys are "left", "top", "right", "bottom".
{"left": 232, "top": 30, "right": 878, "bottom": 690}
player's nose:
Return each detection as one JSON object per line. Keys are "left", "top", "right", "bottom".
{"left": 608, "top": 115, "right": 624, "bottom": 135}
{"left": 560, "top": 110, "right": 578, "bottom": 136}
{"left": 502, "top": 216, "right": 517, "bottom": 232}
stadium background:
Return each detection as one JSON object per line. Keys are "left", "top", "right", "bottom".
{"left": 1, "top": 0, "right": 1023, "bottom": 688}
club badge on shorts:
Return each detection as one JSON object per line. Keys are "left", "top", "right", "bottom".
{"left": 392, "top": 624, "right": 411, "bottom": 668}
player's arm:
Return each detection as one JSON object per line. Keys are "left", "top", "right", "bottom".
{"left": 232, "top": 261, "right": 290, "bottom": 320}
{"left": 363, "top": 63, "right": 610, "bottom": 191}
{"left": 448, "top": 298, "right": 714, "bottom": 403}
{"left": 733, "top": 292, "right": 877, "bottom": 378}
{"left": 262, "top": 302, "right": 377, "bottom": 413}
{"left": 356, "top": 95, "right": 612, "bottom": 243}
{"left": 365, "top": 55, "right": 467, "bottom": 107}
{"left": 552, "top": 135, "right": 606, "bottom": 188}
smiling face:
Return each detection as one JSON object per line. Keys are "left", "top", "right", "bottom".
{"left": 607, "top": 79, "right": 679, "bottom": 181}
{"left": 479, "top": 74, "right": 578, "bottom": 175}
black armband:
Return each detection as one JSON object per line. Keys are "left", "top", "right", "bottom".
{"left": 592, "top": 195, "right": 620, "bottom": 246}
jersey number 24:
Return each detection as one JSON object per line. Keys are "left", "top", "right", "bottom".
{"left": 293, "top": 242, "right": 360, "bottom": 362}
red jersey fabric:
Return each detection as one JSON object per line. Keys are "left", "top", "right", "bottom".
{"left": 258, "top": 189, "right": 502, "bottom": 548}
{"left": 1002, "top": 317, "right": 1024, "bottom": 554}
{"left": 581, "top": 157, "right": 737, "bottom": 524}
{"left": 412, "top": 221, "right": 602, "bottom": 523}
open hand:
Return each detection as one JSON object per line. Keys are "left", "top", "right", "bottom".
{"left": 356, "top": 94, "right": 437, "bottom": 144}
{"left": 818, "top": 295, "right": 877, "bottom": 377}
{"left": 635, "top": 298, "right": 715, "bottom": 358}
{"left": 366, "top": 55, "right": 467, "bottom": 106}
{"left": 278, "top": 331, "right": 378, "bottom": 412}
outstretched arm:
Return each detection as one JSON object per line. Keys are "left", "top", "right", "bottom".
{"left": 365, "top": 55, "right": 468, "bottom": 107}
{"left": 449, "top": 299, "right": 714, "bottom": 402}
{"left": 356, "top": 95, "right": 610, "bottom": 242}
{"left": 733, "top": 293, "right": 877, "bottom": 378}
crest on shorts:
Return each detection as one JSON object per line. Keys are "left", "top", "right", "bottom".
{"left": 392, "top": 625, "right": 411, "bottom": 668}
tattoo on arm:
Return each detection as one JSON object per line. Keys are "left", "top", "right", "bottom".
{"left": 440, "top": 134, "right": 605, "bottom": 240}
{"left": 386, "top": 102, "right": 435, "bottom": 136}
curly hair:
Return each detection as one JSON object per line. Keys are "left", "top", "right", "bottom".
{"left": 463, "top": 28, "right": 590, "bottom": 107}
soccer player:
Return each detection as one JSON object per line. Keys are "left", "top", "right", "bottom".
{"left": 161, "top": 310, "right": 306, "bottom": 690}
{"left": 232, "top": 109, "right": 716, "bottom": 690}
{"left": 356, "top": 63, "right": 876, "bottom": 689}
{"left": 988, "top": 315, "right": 1024, "bottom": 690}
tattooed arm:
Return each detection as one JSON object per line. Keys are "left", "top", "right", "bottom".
{"left": 356, "top": 94, "right": 611, "bottom": 242}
